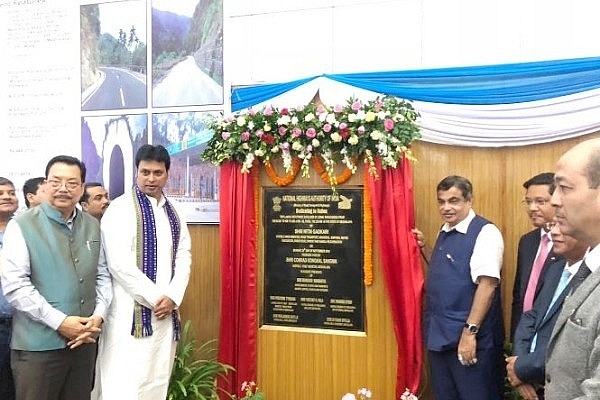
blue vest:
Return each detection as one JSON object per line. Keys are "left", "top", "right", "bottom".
{"left": 424, "top": 215, "right": 503, "bottom": 351}
{"left": 11, "top": 203, "right": 100, "bottom": 351}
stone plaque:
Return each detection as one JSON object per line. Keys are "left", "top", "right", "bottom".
{"left": 263, "top": 187, "right": 364, "bottom": 331}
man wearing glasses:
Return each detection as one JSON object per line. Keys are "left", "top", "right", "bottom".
{"left": 510, "top": 172, "right": 562, "bottom": 340}
{"left": 1, "top": 155, "right": 112, "bottom": 400}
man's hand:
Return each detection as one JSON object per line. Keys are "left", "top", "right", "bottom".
{"left": 515, "top": 383, "right": 539, "bottom": 400}
{"left": 154, "top": 295, "right": 176, "bottom": 320}
{"left": 58, "top": 315, "right": 102, "bottom": 349}
{"left": 457, "top": 332, "right": 477, "bottom": 366}
{"left": 505, "top": 355, "right": 523, "bottom": 386}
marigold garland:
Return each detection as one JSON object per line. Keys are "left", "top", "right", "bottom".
{"left": 311, "top": 156, "right": 353, "bottom": 186}
{"left": 253, "top": 160, "right": 260, "bottom": 238}
{"left": 263, "top": 157, "right": 302, "bottom": 186}
{"left": 363, "top": 173, "right": 373, "bottom": 286}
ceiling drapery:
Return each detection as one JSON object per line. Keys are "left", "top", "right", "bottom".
{"left": 231, "top": 56, "right": 600, "bottom": 147}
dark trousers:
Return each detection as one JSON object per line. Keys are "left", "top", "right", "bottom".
{"left": 0, "top": 318, "right": 15, "bottom": 400}
{"left": 428, "top": 347, "right": 504, "bottom": 400}
{"left": 11, "top": 344, "right": 96, "bottom": 400}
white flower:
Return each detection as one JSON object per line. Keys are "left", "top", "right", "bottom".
{"left": 326, "top": 113, "right": 337, "bottom": 124}
{"left": 291, "top": 141, "right": 303, "bottom": 151}
{"left": 348, "top": 135, "right": 359, "bottom": 145}
{"left": 304, "top": 112, "right": 315, "bottom": 122}
{"left": 311, "top": 138, "right": 320, "bottom": 147}
{"left": 254, "top": 149, "right": 265, "bottom": 157}
{"left": 291, "top": 116, "right": 299, "bottom": 125}
{"left": 377, "top": 111, "right": 386, "bottom": 120}
{"left": 277, "top": 115, "right": 291, "bottom": 125}
{"left": 370, "top": 130, "right": 383, "bottom": 140}
{"left": 347, "top": 113, "right": 357, "bottom": 123}
{"left": 331, "top": 132, "right": 343, "bottom": 142}
{"left": 247, "top": 121, "right": 255, "bottom": 130}
{"left": 236, "top": 116, "right": 246, "bottom": 126}
{"left": 341, "top": 394, "right": 357, "bottom": 400}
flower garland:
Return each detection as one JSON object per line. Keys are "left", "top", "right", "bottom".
{"left": 263, "top": 157, "right": 302, "bottom": 186}
{"left": 311, "top": 155, "right": 353, "bottom": 186}
{"left": 202, "top": 95, "right": 421, "bottom": 192}
{"left": 363, "top": 173, "right": 373, "bottom": 286}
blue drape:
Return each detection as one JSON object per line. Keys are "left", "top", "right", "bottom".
{"left": 232, "top": 56, "right": 600, "bottom": 111}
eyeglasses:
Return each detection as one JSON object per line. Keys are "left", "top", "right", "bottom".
{"left": 521, "top": 198, "right": 550, "bottom": 207}
{"left": 46, "top": 179, "right": 81, "bottom": 191}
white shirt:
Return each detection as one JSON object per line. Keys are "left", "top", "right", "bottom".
{"left": 440, "top": 209, "right": 504, "bottom": 283}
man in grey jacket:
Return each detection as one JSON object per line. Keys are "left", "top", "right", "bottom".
{"left": 544, "top": 138, "right": 600, "bottom": 399}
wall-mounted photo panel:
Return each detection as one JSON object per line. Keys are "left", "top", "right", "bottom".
{"left": 81, "top": 1, "right": 148, "bottom": 111}
{"left": 151, "top": 111, "right": 219, "bottom": 224}
{"left": 81, "top": 113, "right": 148, "bottom": 199}
{"left": 152, "top": 0, "right": 223, "bottom": 107}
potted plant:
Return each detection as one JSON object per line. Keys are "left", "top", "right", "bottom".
{"left": 168, "top": 320, "right": 234, "bottom": 400}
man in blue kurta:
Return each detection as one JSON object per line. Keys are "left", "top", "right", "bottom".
{"left": 414, "top": 175, "right": 505, "bottom": 400}
{"left": 1, "top": 155, "right": 112, "bottom": 400}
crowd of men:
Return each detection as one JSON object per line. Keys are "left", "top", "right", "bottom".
{"left": 413, "top": 138, "right": 600, "bottom": 400}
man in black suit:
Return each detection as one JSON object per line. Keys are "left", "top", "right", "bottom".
{"left": 510, "top": 172, "right": 561, "bottom": 339}
{"left": 506, "top": 222, "right": 588, "bottom": 399}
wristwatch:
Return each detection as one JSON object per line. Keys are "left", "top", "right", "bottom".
{"left": 464, "top": 323, "right": 479, "bottom": 334}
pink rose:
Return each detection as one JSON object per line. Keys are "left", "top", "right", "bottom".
{"left": 351, "top": 101, "right": 361, "bottom": 111}
{"left": 292, "top": 127, "right": 302, "bottom": 137}
{"left": 306, "top": 127, "right": 316, "bottom": 138}
{"left": 248, "top": 108, "right": 256, "bottom": 116}
{"left": 358, "top": 125, "right": 366, "bottom": 135}
{"left": 278, "top": 126, "right": 287, "bottom": 136}
{"left": 264, "top": 107, "right": 273, "bottom": 116}
{"left": 221, "top": 131, "right": 231, "bottom": 140}
{"left": 241, "top": 131, "right": 250, "bottom": 141}
{"left": 323, "top": 123, "right": 332, "bottom": 133}
{"left": 255, "top": 129, "right": 264, "bottom": 138}
{"left": 280, "top": 108, "right": 289, "bottom": 116}
{"left": 334, "top": 104, "right": 344, "bottom": 113}
{"left": 384, "top": 118, "right": 395, "bottom": 131}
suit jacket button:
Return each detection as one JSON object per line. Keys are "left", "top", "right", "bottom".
{"left": 546, "top": 374, "right": 551, "bottom": 383}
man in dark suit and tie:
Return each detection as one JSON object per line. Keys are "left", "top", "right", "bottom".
{"left": 544, "top": 138, "right": 600, "bottom": 399}
{"left": 506, "top": 222, "right": 589, "bottom": 399}
{"left": 510, "top": 172, "right": 562, "bottom": 339}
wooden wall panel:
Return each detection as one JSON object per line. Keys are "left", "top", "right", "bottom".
{"left": 180, "top": 132, "right": 600, "bottom": 400}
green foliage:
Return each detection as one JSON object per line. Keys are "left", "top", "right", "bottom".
{"left": 168, "top": 321, "right": 234, "bottom": 400}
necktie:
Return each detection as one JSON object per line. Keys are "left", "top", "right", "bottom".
{"left": 569, "top": 260, "right": 592, "bottom": 294}
{"left": 530, "top": 267, "right": 572, "bottom": 352}
{"left": 523, "top": 233, "right": 551, "bottom": 311}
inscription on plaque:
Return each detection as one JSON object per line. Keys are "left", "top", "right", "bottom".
{"left": 263, "top": 188, "right": 364, "bottom": 331}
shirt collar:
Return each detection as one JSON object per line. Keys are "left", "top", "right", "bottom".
{"left": 584, "top": 244, "right": 600, "bottom": 273}
{"left": 441, "top": 209, "right": 475, "bottom": 234}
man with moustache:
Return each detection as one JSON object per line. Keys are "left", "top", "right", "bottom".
{"left": 511, "top": 173, "right": 562, "bottom": 340}
{"left": 544, "top": 138, "right": 600, "bottom": 399}
{"left": 80, "top": 183, "right": 110, "bottom": 220}
{"left": 413, "top": 175, "right": 505, "bottom": 400}
{"left": 1, "top": 155, "right": 112, "bottom": 400}
{"left": 506, "top": 223, "right": 588, "bottom": 400}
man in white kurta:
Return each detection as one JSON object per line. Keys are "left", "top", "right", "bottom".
{"left": 95, "top": 145, "right": 191, "bottom": 400}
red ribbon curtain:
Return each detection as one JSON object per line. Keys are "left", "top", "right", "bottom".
{"left": 367, "top": 157, "right": 424, "bottom": 397}
{"left": 217, "top": 157, "right": 423, "bottom": 398}
{"left": 217, "top": 161, "right": 258, "bottom": 398}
